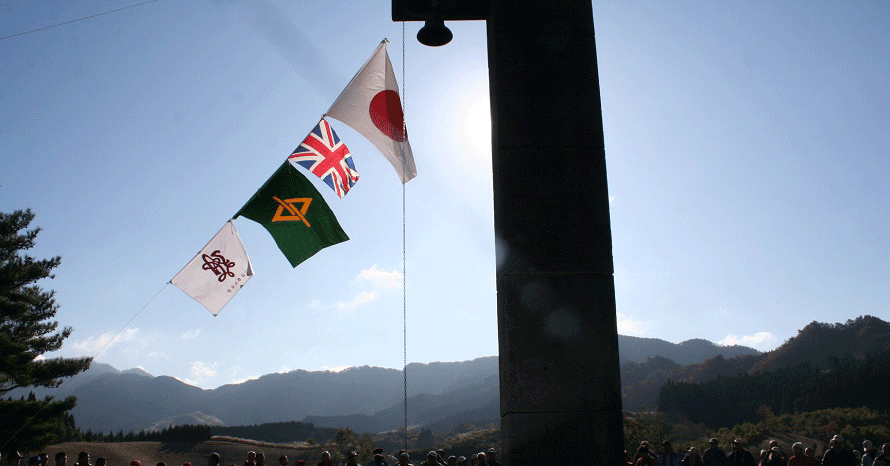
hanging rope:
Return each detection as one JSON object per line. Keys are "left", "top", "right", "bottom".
{"left": 0, "top": 0, "right": 160, "bottom": 41}
{"left": 0, "top": 282, "right": 168, "bottom": 451}
{"left": 401, "top": 21, "right": 409, "bottom": 452}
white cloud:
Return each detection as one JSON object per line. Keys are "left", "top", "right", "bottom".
{"left": 357, "top": 265, "right": 402, "bottom": 289}
{"left": 718, "top": 332, "right": 778, "bottom": 351}
{"left": 334, "top": 290, "right": 379, "bottom": 311}
{"left": 319, "top": 365, "right": 350, "bottom": 372}
{"left": 181, "top": 328, "right": 201, "bottom": 339}
{"left": 148, "top": 351, "right": 170, "bottom": 359}
{"left": 190, "top": 361, "right": 218, "bottom": 379}
{"left": 230, "top": 375, "right": 259, "bottom": 384}
{"left": 71, "top": 328, "right": 139, "bottom": 354}
{"left": 616, "top": 312, "right": 648, "bottom": 336}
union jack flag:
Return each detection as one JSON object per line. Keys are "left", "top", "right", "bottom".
{"left": 288, "top": 118, "right": 359, "bottom": 198}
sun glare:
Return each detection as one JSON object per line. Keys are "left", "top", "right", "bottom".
{"left": 462, "top": 94, "right": 492, "bottom": 161}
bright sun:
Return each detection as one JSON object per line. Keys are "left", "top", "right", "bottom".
{"left": 460, "top": 92, "right": 492, "bottom": 175}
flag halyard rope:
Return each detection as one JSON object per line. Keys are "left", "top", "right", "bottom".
{"left": 401, "top": 20, "right": 409, "bottom": 452}
{"left": 0, "top": 282, "right": 168, "bottom": 451}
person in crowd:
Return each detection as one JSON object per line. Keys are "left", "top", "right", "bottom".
{"left": 130, "top": 461, "right": 141, "bottom": 466}
{"left": 295, "top": 461, "right": 306, "bottom": 466}
{"left": 244, "top": 453, "right": 256, "bottom": 466}
{"left": 208, "top": 453, "right": 221, "bottom": 466}
{"left": 805, "top": 449, "right": 820, "bottom": 466}
{"left": 767, "top": 448, "right": 786, "bottom": 466}
{"left": 728, "top": 439, "right": 756, "bottom": 466}
{"left": 759, "top": 450, "right": 769, "bottom": 466}
{"left": 872, "top": 445, "right": 890, "bottom": 466}
{"left": 75, "top": 453, "right": 90, "bottom": 466}
{"left": 256, "top": 454, "right": 265, "bottom": 466}
{"left": 397, "top": 452, "right": 411, "bottom": 466}
{"left": 456, "top": 457, "right": 466, "bottom": 466}
{"left": 468, "top": 454, "right": 477, "bottom": 466}
{"left": 446, "top": 457, "right": 457, "bottom": 466}
{"left": 345, "top": 452, "right": 361, "bottom": 466}
{"left": 94, "top": 459, "right": 106, "bottom": 466}
{"left": 636, "top": 446, "right": 658, "bottom": 466}
{"left": 823, "top": 435, "right": 857, "bottom": 466}
{"left": 157, "top": 463, "right": 166, "bottom": 466}
{"left": 474, "top": 454, "right": 485, "bottom": 466}
{"left": 317, "top": 452, "right": 334, "bottom": 466}
{"left": 789, "top": 443, "right": 815, "bottom": 466}
{"left": 420, "top": 453, "right": 439, "bottom": 466}
{"left": 434, "top": 451, "right": 445, "bottom": 466}
{"left": 659, "top": 441, "right": 683, "bottom": 466}
{"left": 704, "top": 439, "right": 727, "bottom": 466}
{"left": 365, "top": 450, "right": 389, "bottom": 466}
{"left": 863, "top": 441, "right": 878, "bottom": 466}
{"left": 769, "top": 442, "right": 787, "bottom": 466}
{"left": 484, "top": 449, "right": 499, "bottom": 466}
{"left": 278, "top": 457, "right": 288, "bottom": 466}
{"left": 683, "top": 448, "right": 704, "bottom": 466}
{"left": 55, "top": 453, "right": 66, "bottom": 466}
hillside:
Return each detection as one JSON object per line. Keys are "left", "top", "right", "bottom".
{"left": 10, "top": 335, "right": 757, "bottom": 434}
{"left": 657, "top": 315, "right": 890, "bottom": 427}
{"left": 43, "top": 440, "right": 324, "bottom": 466}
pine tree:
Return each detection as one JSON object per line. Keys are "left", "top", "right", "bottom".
{"left": 1, "top": 208, "right": 92, "bottom": 451}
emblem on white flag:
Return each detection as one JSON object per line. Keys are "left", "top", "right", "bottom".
{"left": 171, "top": 220, "right": 253, "bottom": 315}
{"left": 326, "top": 40, "right": 417, "bottom": 183}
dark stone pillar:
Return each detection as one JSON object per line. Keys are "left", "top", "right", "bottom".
{"left": 487, "top": 1, "right": 624, "bottom": 465}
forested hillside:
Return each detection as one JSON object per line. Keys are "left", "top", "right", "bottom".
{"left": 658, "top": 316, "right": 890, "bottom": 427}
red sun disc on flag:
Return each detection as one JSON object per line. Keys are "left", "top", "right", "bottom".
{"left": 369, "top": 90, "right": 407, "bottom": 142}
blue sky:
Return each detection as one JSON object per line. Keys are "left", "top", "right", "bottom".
{"left": 1, "top": 0, "right": 887, "bottom": 389}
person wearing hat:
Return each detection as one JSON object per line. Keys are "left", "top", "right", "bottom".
{"left": 484, "top": 450, "right": 499, "bottom": 466}
{"left": 658, "top": 441, "right": 682, "bottom": 466}
{"left": 420, "top": 453, "right": 439, "bottom": 466}
{"left": 365, "top": 449, "right": 389, "bottom": 466}
{"left": 789, "top": 442, "right": 815, "bottom": 466}
{"left": 823, "top": 436, "right": 856, "bottom": 466}
{"left": 456, "top": 458, "right": 466, "bottom": 466}
{"left": 728, "top": 440, "right": 756, "bottom": 466}
{"left": 704, "top": 439, "right": 727, "bottom": 466}
{"left": 316, "top": 452, "right": 334, "bottom": 466}
{"left": 345, "top": 452, "right": 361, "bottom": 466}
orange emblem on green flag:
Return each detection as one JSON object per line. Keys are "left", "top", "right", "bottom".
{"left": 235, "top": 162, "right": 348, "bottom": 267}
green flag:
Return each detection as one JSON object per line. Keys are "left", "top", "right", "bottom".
{"left": 235, "top": 162, "right": 348, "bottom": 267}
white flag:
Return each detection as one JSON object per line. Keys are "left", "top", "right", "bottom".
{"left": 171, "top": 221, "right": 253, "bottom": 315}
{"left": 326, "top": 40, "right": 417, "bottom": 183}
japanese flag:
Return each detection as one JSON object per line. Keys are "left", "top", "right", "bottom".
{"left": 171, "top": 221, "right": 254, "bottom": 315}
{"left": 326, "top": 40, "right": 417, "bottom": 183}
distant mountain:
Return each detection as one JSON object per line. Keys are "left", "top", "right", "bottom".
{"left": 9, "top": 335, "right": 758, "bottom": 435}
{"left": 617, "top": 335, "right": 759, "bottom": 365}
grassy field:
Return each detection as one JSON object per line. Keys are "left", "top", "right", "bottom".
{"left": 46, "top": 439, "right": 327, "bottom": 466}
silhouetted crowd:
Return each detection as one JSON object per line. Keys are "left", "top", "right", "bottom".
{"left": 630, "top": 436, "right": 890, "bottom": 466}
{"left": 2, "top": 447, "right": 502, "bottom": 466}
